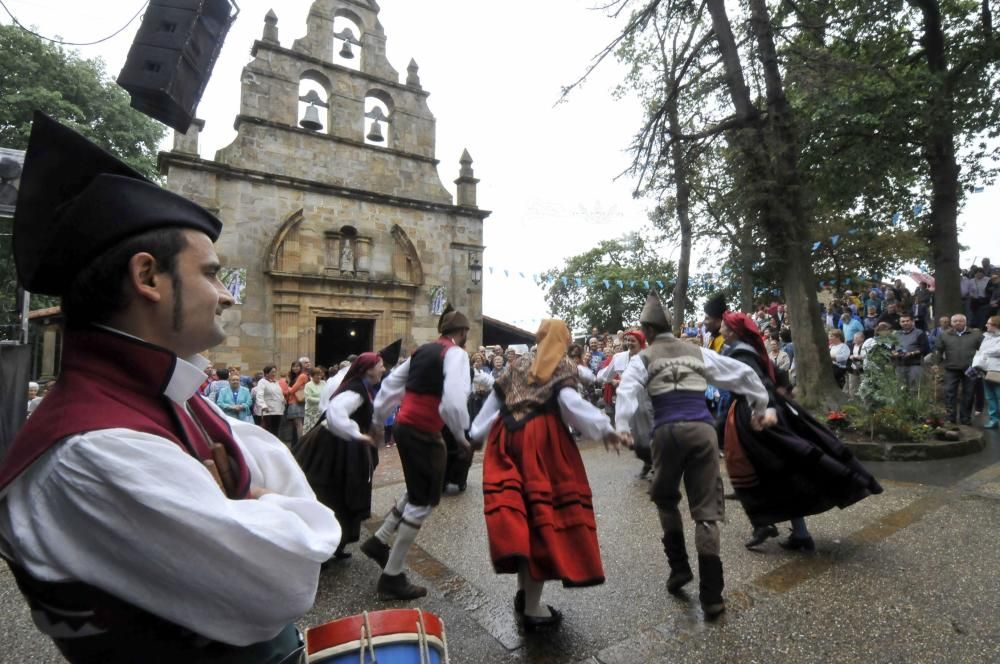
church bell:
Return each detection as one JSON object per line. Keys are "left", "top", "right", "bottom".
{"left": 366, "top": 119, "right": 384, "bottom": 142}
{"left": 300, "top": 103, "right": 323, "bottom": 131}
{"left": 336, "top": 29, "right": 357, "bottom": 60}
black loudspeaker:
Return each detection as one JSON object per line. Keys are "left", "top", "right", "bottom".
{"left": 117, "top": 0, "right": 237, "bottom": 133}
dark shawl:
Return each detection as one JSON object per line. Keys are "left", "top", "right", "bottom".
{"left": 723, "top": 346, "right": 883, "bottom": 526}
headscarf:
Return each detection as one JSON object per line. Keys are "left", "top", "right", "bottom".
{"left": 529, "top": 319, "right": 572, "bottom": 384}
{"left": 722, "top": 311, "right": 775, "bottom": 382}
{"left": 623, "top": 330, "right": 647, "bottom": 349}
{"left": 333, "top": 352, "right": 381, "bottom": 397}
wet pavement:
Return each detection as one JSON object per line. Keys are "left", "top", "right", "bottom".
{"left": 2, "top": 429, "right": 999, "bottom": 662}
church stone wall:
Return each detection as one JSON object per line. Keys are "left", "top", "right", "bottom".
{"left": 161, "top": 0, "right": 487, "bottom": 374}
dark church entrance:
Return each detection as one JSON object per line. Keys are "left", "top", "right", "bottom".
{"left": 315, "top": 318, "right": 374, "bottom": 369}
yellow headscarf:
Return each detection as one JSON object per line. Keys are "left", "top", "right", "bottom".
{"left": 529, "top": 319, "right": 572, "bottom": 384}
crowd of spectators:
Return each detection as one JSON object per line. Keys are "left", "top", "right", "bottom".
{"left": 24, "top": 260, "right": 1000, "bottom": 434}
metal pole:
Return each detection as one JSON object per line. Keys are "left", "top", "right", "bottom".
{"left": 19, "top": 287, "right": 29, "bottom": 345}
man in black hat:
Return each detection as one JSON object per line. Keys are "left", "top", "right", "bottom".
{"left": 0, "top": 113, "right": 340, "bottom": 663}
{"left": 363, "top": 305, "right": 472, "bottom": 600}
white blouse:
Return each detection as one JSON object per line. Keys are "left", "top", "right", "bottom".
{"left": 254, "top": 377, "right": 286, "bottom": 415}
{"left": 469, "top": 387, "right": 613, "bottom": 444}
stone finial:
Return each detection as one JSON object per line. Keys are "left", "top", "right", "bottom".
{"left": 459, "top": 149, "right": 474, "bottom": 176}
{"left": 263, "top": 9, "right": 279, "bottom": 44}
{"left": 406, "top": 58, "right": 421, "bottom": 88}
{"left": 172, "top": 118, "right": 205, "bottom": 156}
{"left": 454, "top": 149, "right": 479, "bottom": 208}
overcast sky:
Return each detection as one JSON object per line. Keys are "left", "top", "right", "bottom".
{"left": 3, "top": 0, "right": 996, "bottom": 330}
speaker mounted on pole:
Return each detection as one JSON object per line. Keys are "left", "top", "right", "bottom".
{"left": 117, "top": 0, "right": 240, "bottom": 133}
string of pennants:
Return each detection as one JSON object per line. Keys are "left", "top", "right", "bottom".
{"left": 810, "top": 187, "right": 987, "bottom": 253}
{"left": 483, "top": 188, "right": 991, "bottom": 300}
{"left": 484, "top": 261, "right": 895, "bottom": 298}
{"left": 483, "top": 267, "right": 791, "bottom": 297}
{"left": 484, "top": 267, "right": 728, "bottom": 292}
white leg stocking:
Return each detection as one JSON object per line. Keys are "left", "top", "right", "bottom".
{"left": 383, "top": 502, "right": 432, "bottom": 576}
{"left": 519, "top": 560, "right": 550, "bottom": 618}
{"left": 375, "top": 493, "right": 408, "bottom": 545}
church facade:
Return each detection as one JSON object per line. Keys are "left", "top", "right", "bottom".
{"left": 159, "top": 0, "right": 488, "bottom": 372}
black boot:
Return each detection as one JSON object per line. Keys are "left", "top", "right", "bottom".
{"left": 662, "top": 531, "right": 694, "bottom": 594}
{"left": 697, "top": 555, "right": 726, "bottom": 619}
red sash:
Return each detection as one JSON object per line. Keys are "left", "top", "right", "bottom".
{"left": 396, "top": 337, "right": 455, "bottom": 433}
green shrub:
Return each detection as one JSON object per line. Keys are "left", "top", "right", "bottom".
{"left": 837, "top": 333, "right": 945, "bottom": 441}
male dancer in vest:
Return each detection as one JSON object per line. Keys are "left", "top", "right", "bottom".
{"left": 0, "top": 114, "right": 341, "bottom": 662}
{"left": 363, "top": 306, "right": 472, "bottom": 600}
{"left": 615, "top": 291, "right": 774, "bottom": 618}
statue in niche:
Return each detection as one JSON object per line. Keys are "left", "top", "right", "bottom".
{"left": 340, "top": 238, "right": 354, "bottom": 271}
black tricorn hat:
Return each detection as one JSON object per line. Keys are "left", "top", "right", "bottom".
{"left": 13, "top": 112, "right": 222, "bottom": 295}
{"left": 378, "top": 339, "right": 402, "bottom": 367}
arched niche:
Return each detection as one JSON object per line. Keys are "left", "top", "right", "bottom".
{"left": 332, "top": 12, "right": 362, "bottom": 71}
{"left": 298, "top": 71, "right": 331, "bottom": 133}
{"left": 364, "top": 88, "right": 394, "bottom": 147}
{"left": 390, "top": 224, "right": 424, "bottom": 285}
{"left": 268, "top": 209, "right": 306, "bottom": 273}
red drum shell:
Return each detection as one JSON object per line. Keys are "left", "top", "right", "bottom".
{"left": 306, "top": 609, "right": 445, "bottom": 655}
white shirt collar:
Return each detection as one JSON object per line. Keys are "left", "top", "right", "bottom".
{"left": 93, "top": 324, "right": 211, "bottom": 404}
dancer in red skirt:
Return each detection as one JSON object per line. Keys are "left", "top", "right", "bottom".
{"left": 470, "top": 319, "right": 624, "bottom": 631}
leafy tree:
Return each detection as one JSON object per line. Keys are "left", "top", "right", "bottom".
{"left": 779, "top": 0, "right": 1000, "bottom": 317}
{"left": 0, "top": 24, "right": 166, "bottom": 178}
{"left": 541, "top": 233, "right": 676, "bottom": 332}
{"left": 0, "top": 25, "right": 167, "bottom": 336}
{"left": 578, "top": 0, "right": 997, "bottom": 409}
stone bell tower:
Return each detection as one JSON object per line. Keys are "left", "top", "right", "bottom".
{"left": 161, "top": 0, "right": 489, "bottom": 372}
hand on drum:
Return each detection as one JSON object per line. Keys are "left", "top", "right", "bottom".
{"left": 355, "top": 434, "right": 377, "bottom": 448}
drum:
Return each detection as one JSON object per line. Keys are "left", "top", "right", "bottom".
{"left": 305, "top": 609, "right": 449, "bottom": 664}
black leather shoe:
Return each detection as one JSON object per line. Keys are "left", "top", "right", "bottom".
{"left": 666, "top": 568, "right": 694, "bottom": 594}
{"left": 522, "top": 606, "right": 563, "bottom": 632}
{"left": 779, "top": 535, "right": 816, "bottom": 552}
{"left": 745, "top": 524, "right": 779, "bottom": 549}
{"left": 377, "top": 572, "right": 427, "bottom": 600}
{"left": 514, "top": 589, "right": 525, "bottom": 614}
{"left": 360, "top": 536, "right": 390, "bottom": 568}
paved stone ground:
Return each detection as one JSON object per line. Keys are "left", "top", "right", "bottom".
{"left": 3, "top": 430, "right": 999, "bottom": 663}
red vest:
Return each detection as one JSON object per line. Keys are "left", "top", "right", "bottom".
{"left": 396, "top": 337, "right": 455, "bottom": 433}
{"left": 0, "top": 327, "right": 250, "bottom": 498}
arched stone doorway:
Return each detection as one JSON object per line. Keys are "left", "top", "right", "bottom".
{"left": 264, "top": 209, "right": 424, "bottom": 369}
